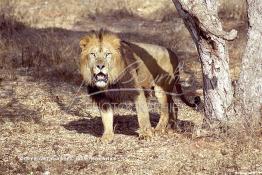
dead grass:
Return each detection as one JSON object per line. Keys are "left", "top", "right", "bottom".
{"left": 1, "top": 69, "right": 262, "bottom": 174}
{"left": 0, "top": 8, "right": 83, "bottom": 84}
{"left": 1, "top": 0, "right": 261, "bottom": 174}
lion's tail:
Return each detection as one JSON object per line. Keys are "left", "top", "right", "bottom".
{"left": 175, "top": 83, "right": 201, "bottom": 108}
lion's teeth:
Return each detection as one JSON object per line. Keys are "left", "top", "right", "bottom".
{"left": 95, "top": 73, "right": 108, "bottom": 82}
{"left": 97, "top": 76, "right": 104, "bottom": 79}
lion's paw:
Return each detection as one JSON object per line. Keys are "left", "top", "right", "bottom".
{"left": 101, "top": 133, "right": 114, "bottom": 144}
{"left": 138, "top": 128, "right": 154, "bottom": 140}
{"left": 154, "top": 125, "right": 168, "bottom": 136}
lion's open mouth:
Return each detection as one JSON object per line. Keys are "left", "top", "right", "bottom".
{"left": 93, "top": 73, "right": 109, "bottom": 87}
{"left": 94, "top": 72, "right": 108, "bottom": 82}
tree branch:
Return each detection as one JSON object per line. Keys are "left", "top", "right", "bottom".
{"left": 172, "top": 0, "right": 238, "bottom": 41}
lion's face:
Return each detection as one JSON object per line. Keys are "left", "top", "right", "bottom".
{"left": 80, "top": 32, "right": 126, "bottom": 89}
{"left": 84, "top": 45, "right": 112, "bottom": 88}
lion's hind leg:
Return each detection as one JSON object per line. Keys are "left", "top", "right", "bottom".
{"left": 167, "top": 95, "right": 178, "bottom": 130}
{"left": 135, "top": 91, "right": 154, "bottom": 140}
{"left": 154, "top": 85, "right": 170, "bottom": 135}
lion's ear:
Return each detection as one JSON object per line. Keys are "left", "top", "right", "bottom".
{"left": 80, "top": 37, "right": 89, "bottom": 50}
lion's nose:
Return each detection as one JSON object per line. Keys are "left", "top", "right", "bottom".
{"left": 97, "top": 64, "right": 105, "bottom": 70}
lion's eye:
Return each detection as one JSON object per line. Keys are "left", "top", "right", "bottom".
{"left": 89, "top": 53, "right": 96, "bottom": 57}
{"left": 105, "top": 53, "right": 112, "bottom": 58}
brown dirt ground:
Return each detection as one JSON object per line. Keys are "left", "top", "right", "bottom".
{"left": 1, "top": 1, "right": 262, "bottom": 175}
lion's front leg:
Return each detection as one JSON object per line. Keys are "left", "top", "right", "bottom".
{"left": 135, "top": 91, "right": 153, "bottom": 140}
{"left": 100, "top": 106, "right": 114, "bottom": 143}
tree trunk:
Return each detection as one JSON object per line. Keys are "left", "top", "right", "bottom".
{"left": 234, "top": 0, "right": 262, "bottom": 127}
{"left": 172, "top": 0, "right": 237, "bottom": 127}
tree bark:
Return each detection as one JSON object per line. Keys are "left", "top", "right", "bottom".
{"left": 172, "top": 0, "right": 237, "bottom": 127}
{"left": 235, "top": 0, "right": 262, "bottom": 127}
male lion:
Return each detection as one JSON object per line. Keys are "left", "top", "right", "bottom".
{"left": 79, "top": 30, "right": 200, "bottom": 143}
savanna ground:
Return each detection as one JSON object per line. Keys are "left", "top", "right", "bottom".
{"left": 1, "top": 0, "right": 262, "bottom": 174}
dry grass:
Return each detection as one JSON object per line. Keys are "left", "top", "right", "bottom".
{"left": 1, "top": 69, "right": 262, "bottom": 175}
{"left": 1, "top": 0, "right": 261, "bottom": 174}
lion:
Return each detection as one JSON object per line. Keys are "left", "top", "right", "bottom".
{"left": 79, "top": 30, "right": 200, "bottom": 143}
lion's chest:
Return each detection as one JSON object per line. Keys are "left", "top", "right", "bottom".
{"left": 87, "top": 71, "right": 139, "bottom": 105}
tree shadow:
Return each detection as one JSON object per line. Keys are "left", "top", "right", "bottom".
{"left": 1, "top": 14, "right": 86, "bottom": 85}
{"left": 1, "top": 14, "right": 202, "bottom": 87}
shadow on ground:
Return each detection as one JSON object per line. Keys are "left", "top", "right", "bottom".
{"left": 0, "top": 88, "right": 41, "bottom": 123}
{"left": 62, "top": 114, "right": 195, "bottom": 138}
{"left": 0, "top": 15, "right": 202, "bottom": 87}
{"left": 0, "top": 104, "right": 40, "bottom": 123}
